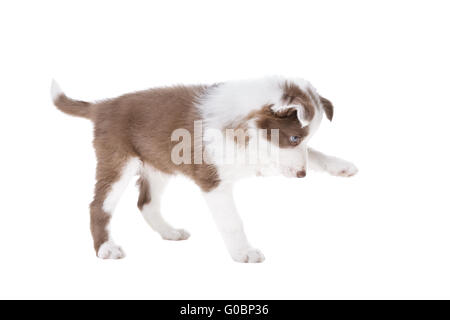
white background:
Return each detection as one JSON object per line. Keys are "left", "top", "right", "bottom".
{"left": 0, "top": 0, "right": 449, "bottom": 299}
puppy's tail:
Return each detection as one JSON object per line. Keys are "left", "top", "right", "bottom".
{"left": 51, "top": 80, "right": 92, "bottom": 120}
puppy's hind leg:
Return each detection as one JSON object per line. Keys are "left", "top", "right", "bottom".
{"left": 91, "top": 156, "right": 141, "bottom": 259}
{"left": 137, "top": 165, "right": 190, "bottom": 241}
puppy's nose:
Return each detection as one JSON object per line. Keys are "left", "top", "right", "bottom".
{"left": 296, "top": 170, "right": 306, "bottom": 178}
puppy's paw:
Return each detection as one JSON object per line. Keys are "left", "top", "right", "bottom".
{"left": 160, "top": 228, "right": 190, "bottom": 241}
{"left": 97, "top": 241, "right": 126, "bottom": 260}
{"left": 327, "top": 159, "right": 358, "bottom": 177}
{"left": 232, "top": 248, "right": 265, "bottom": 263}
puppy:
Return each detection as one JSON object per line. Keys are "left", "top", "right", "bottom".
{"left": 51, "top": 76, "right": 357, "bottom": 262}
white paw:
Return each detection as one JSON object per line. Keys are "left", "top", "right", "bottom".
{"left": 327, "top": 159, "right": 358, "bottom": 177}
{"left": 160, "top": 228, "right": 190, "bottom": 241}
{"left": 232, "top": 248, "right": 265, "bottom": 263}
{"left": 97, "top": 241, "right": 126, "bottom": 259}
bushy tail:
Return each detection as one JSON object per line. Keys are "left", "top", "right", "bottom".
{"left": 51, "top": 80, "right": 92, "bottom": 120}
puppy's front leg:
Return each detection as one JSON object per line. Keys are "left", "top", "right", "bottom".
{"left": 203, "top": 184, "right": 265, "bottom": 263}
{"left": 308, "top": 148, "right": 358, "bottom": 177}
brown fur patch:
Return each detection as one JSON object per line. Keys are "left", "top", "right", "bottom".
{"left": 281, "top": 81, "right": 315, "bottom": 121}
{"left": 56, "top": 85, "right": 221, "bottom": 252}
{"left": 254, "top": 104, "right": 309, "bottom": 148}
{"left": 307, "top": 88, "right": 320, "bottom": 106}
{"left": 89, "top": 153, "right": 129, "bottom": 252}
{"left": 54, "top": 94, "right": 92, "bottom": 119}
{"left": 319, "top": 95, "right": 334, "bottom": 121}
{"left": 137, "top": 176, "right": 151, "bottom": 210}
{"left": 90, "top": 85, "right": 221, "bottom": 192}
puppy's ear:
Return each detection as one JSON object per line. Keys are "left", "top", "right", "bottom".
{"left": 295, "top": 104, "right": 311, "bottom": 127}
{"left": 270, "top": 104, "right": 311, "bottom": 127}
{"left": 320, "top": 96, "right": 334, "bottom": 121}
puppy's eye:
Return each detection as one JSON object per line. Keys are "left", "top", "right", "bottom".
{"left": 289, "top": 136, "right": 300, "bottom": 144}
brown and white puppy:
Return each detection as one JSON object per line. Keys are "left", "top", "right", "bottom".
{"left": 51, "top": 76, "right": 357, "bottom": 263}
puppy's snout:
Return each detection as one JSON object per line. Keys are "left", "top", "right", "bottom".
{"left": 296, "top": 170, "right": 306, "bottom": 178}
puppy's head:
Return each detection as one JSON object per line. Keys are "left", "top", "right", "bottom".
{"left": 254, "top": 80, "right": 333, "bottom": 178}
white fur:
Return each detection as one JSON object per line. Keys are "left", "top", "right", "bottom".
{"left": 51, "top": 79, "right": 63, "bottom": 102}
{"left": 139, "top": 164, "right": 190, "bottom": 240}
{"left": 198, "top": 76, "right": 285, "bottom": 130}
{"left": 202, "top": 184, "right": 265, "bottom": 263}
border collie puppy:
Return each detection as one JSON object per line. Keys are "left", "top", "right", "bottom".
{"left": 51, "top": 76, "right": 357, "bottom": 263}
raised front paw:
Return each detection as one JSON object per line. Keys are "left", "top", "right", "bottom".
{"left": 231, "top": 248, "right": 265, "bottom": 263}
{"left": 327, "top": 159, "right": 358, "bottom": 177}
